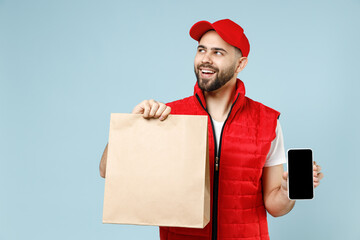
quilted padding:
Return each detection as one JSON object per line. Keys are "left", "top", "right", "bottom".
{"left": 160, "top": 79, "right": 279, "bottom": 240}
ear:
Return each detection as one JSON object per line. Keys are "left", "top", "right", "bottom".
{"left": 235, "top": 57, "right": 248, "bottom": 74}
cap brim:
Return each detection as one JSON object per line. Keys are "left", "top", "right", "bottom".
{"left": 189, "top": 21, "right": 215, "bottom": 41}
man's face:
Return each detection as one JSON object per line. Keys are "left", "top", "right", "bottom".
{"left": 194, "top": 30, "right": 238, "bottom": 92}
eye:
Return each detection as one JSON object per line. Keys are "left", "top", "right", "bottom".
{"left": 198, "top": 48, "right": 205, "bottom": 53}
{"left": 214, "top": 51, "right": 223, "bottom": 56}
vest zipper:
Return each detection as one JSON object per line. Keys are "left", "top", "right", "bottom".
{"left": 215, "top": 157, "right": 219, "bottom": 171}
{"left": 195, "top": 93, "right": 240, "bottom": 240}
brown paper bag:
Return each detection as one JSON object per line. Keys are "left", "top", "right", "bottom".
{"left": 103, "top": 113, "right": 210, "bottom": 228}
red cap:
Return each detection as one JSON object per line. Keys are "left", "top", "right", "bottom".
{"left": 189, "top": 19, "right": 250, "bottom": 57}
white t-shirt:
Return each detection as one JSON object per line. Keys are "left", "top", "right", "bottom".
{"left": 212, "top": 119, "right": 286, "bottom": 167}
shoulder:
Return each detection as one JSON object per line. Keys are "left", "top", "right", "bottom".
{"left": 245, "top": 96, "right": 280, "bottom": 119}
{"left": 166, "top": 95, "right": 199, "bottom": 115}
{"left": 238, "top": 97, "right": 280, "bottom": 142}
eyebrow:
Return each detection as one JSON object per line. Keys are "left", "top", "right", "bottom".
{"left": 197, "top": 45, "right": 228, "bottom": 53}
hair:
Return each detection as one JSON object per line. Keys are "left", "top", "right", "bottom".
{"left": 234, "top": 47, "right": 243, "bottom": 59}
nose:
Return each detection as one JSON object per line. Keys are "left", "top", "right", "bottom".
{"left": 201, "top": 52, "right": 212, "bottom": 64}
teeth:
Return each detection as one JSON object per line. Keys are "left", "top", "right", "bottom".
{"left": 202, "top": 70, "right": 215, "bottom": 73}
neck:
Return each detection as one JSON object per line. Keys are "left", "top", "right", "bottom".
{"left": 204, "top": 77, "right": 237, "bottom": 122}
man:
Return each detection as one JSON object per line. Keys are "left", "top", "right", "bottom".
{"left": 100, "top": 19, "right": 323, "bottom": 240}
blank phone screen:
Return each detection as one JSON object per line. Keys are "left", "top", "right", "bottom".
{"left": 288, "top": 149, "right": 314, "bottom": 200}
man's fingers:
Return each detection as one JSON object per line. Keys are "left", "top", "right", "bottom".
{"left": 155, "top": 103, "right": 167, "bottom": 118}
{"left": 313, "top": 162, "right": 324, "bottom": 188}
{"left": 313, "top": 163, "right": 323, "bottom": 178}
{"left": 313, "top": 163, "right": 320, "bottom": 171}
{"left": 132, "top": 100, "right": 147, "bottom": 114}
{"left": 132, "top": 100, "right": 170, "bottom": 120}
{"left": 313, "top": 176, "right": 319, "bottom": 183}
{"left": 159, "top": 106, "right": 171, "bottom": 121}
{"left": 142, "top": 100, "right": 152, "bottom": 118}
{"left": 317, "top": 172, "right": 324, "bottom": 180}
{"left": 149, "top": 100, "right": 160, "bottom": 118}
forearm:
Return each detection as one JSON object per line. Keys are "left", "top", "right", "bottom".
{"left": 265, "top": 186, "right": 295, "bottom": 217}
{"left": 99, "top": 143, "right": 108, "bottom": 178}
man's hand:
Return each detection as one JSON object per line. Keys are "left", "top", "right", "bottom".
{"left": 132, "top": 99, "right": 171, "bottom": 121}
{"left": 263, "top": 162, "right": 324, "bottom": 217}
{"left": 100, "top": 99, "right": 171, "bottom": 178}
{"left": 312, "top": 161, "right": 324, "bottom": 188}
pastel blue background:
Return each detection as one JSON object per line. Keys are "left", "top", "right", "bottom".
{"left": 1, "top": 0, "right": 359, "bottom": 239}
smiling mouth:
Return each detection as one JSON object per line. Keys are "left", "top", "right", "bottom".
{"left": 201, "top": 69, "right": 215, "bottom": 74}
{"left": 199, "top": 68, "right": 216, "bottom": 79}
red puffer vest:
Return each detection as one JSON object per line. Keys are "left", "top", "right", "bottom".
{"left": 160, "top": 79, "right": 279, "bottom": 240}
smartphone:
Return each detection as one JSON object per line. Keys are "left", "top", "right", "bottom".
{"left": 287, "top": 149, "right": 314, "bottom": 200}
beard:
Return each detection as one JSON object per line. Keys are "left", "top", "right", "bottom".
{"left": 194, "top": 63, "right": 237, "bottom": 92}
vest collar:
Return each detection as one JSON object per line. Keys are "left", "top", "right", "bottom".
{"left": 194, "top": 78, "right": 246, "bottom": 113}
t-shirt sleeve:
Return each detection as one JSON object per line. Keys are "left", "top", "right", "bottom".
{"left": 264, "top": 120, "right": 286, "bottom": 167}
